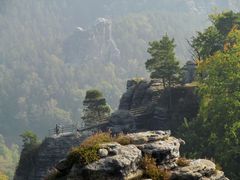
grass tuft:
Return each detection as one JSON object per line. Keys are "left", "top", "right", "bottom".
{"left": 141, "top": 155, "right": 171, "bottom": 180}
{"left": 176, "top": 157, "right": 190, "bottom": 167}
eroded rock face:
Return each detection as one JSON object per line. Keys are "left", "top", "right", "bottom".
{"left": 126, "top": 131, "right": 184, "bottom": 168}
{"left": 14, "top": 133, "right": 85, "bottom": 180}
{"left": 109, "top": 110, "right": 136, "bottom": 133}
{"left": 63, "top": 17, "right": 120, "bottom": 64}
{"left": 118, "top": 79, "right": 199, "bottom": 131}
{"left": 172, "top": 159, "right": 228, "bottom": 180}
{"left": 68, "top": 143, "right": 142, "bottom": 180}
{"left": 48, "top": 131, "right": 228, "bottom": 180}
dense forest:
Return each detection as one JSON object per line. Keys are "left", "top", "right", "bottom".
{"left": 0, "top": 0, "right": 211, "bottom": 143}
{"left": 178, "top": 11, "right": 240, "bottom": 179}
{"left": 0, "top": 0, "right": 240, "bottom": 179}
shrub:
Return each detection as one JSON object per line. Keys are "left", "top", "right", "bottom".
{"left": 85, "top": 89, "right": 103, "bottom": 100}
{"left": 141, "top": 155, "right": 171, "bottom": 180}
{"left": 115, "top": 133, "right": 132, "bottom": 145}
{"left": 176, "top": 157, "right": 190, "bottom": 167}
{"left": 66, "top": 132, "right": 133, "bottom": 166}
{"left": 20, "top": 131, "right": 40, "bottom": 151}
{"left": 67, "top": 132, "right": 112, "bottom": 165}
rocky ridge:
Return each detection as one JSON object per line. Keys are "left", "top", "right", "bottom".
{"left": 48, "top": 131, "right": 228, "bottom": 180}
{"left": 14, "top": 133, "right": 84, "bottom": 180}
{"left": 109, "top": 79, "right": 199, "bottom": 133}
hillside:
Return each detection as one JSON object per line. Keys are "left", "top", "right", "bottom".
{"left": 1, "top": 0, "right": 239, "bottom": 145}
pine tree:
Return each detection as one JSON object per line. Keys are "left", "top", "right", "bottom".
{"left": 82, "top": 89, "right": 111, "bottom": 128}
{"left": 145, "top": 35, "right": 180, "bottom": 88}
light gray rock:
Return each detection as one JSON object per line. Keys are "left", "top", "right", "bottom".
{"left": 126, "top": 130, "right": 171, "bottom": 144}
{"left": 131, "top": 131, "right": 183, "bottom": 166}
{"left": 68, "top": 142, "right": 142, "bottom": 180}
{"left": 171, "top": 159, "right": 229, "bottom": 180}
{"left": 98, "top": 148, "right": 108, "bottom": 158}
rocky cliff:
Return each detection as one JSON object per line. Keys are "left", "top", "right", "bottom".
{"left": 63, "top": 18, "right": 120, "bottom": 64}
{"left": 109, "top": 79, "right": 199, "bottom": 133}
{"left": 14, "top": 133, "right": 84, "bottom": 180}
{"left": 14, "top": 79, "right": 200, "bottom": 180}
{"left": 46, "top": 131, "right": 229, "bottom": 180}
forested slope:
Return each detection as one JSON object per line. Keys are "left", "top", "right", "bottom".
{"left": 0, "top": 0, "right": 239, "bottom": 143}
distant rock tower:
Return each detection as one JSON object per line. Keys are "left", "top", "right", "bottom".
{"left": 63, "top": 17, "right": 120, "bottom": 64}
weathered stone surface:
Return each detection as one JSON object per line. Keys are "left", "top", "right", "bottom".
{"left": 16, "top": 129, "right": 229, "bottom": 180}
{"left": 126, "top": 130, "right": 171, "bottom": 144}
{"left": 118, "top": 79, "right": 199, "bottom": 131}
{"left": 98, "top": 148, "right": 108, "bottom": 158}
{"left": 63, "top": 17, "right": 120, "bottom": 64}
{"left": 109, "top": 110, "right": 136, "bottom": 133}
{"left": 171, "top": 159, "right": 229, "bottom": 180}
{"left": 14, "top": 133, "right": 84, "bottom": 180}
{"left": 68, "top": 143, "right": 142, "bottom": 180}
{"left": 55, "top": 159, "right": 72, "bottom": 173}
{"left": 130, "top": 131, "right": 183, "bottom": 167}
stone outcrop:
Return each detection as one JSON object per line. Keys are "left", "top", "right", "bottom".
{"left": 108, "top": 110, "right": 136, "bottom": 133}
{"left": 68, "top": 143, "right": 142, "bottom": 180}
{"left": 14, "top": 133, "right": 84, "bottom": 180}
{"left": 47, "top": 131, "right": 228, "bottom": 180}
{"left": 115, "top": 79, "right": 199, "bottom": 132}
{"left": 63, "top": 17, "right": 120, "bottom": 64}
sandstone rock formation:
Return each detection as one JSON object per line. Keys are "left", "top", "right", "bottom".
{"left": 116, "top": 79, "right": 199, "bottom": 132}
{"left": 63, "top": 17, "right": 120, "bottom": 64}
{"left": 14, "top": 133, "right": 84, "bottom": 180}
{"left": 47, "top": 131, "right": 228, "bottom": 180}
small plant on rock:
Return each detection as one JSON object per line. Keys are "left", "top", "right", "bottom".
{"left": 67, "top": 132, "right": 112, "bottom": 165}
{"left": 176, "top": 157, "right": 190, "bottom": 167}
{"left": 141, "top": 155, "right": 171, "bottom": 180}
{"left": 115, "top": 133, "right": 132, "bottom": 145}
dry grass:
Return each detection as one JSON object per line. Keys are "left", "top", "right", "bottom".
{"left": 81, "top": 132, "right": 112, "bottom": 147}
{"left": 141, "top": 155, "right": 171, "bottom": 180}
{"left": 176, "top": 157, "right": 190, "bottom": 167}
{"left": 66, "top": 132, "right": 132, "bottom": 166}
{"left": 114, "top": 133, "right": 132, "bottom": 145}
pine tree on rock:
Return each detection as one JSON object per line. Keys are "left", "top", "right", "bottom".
{"left": 145, "top": 34, "right": 180, "bottom": 89}
{"left": 82, "top": 89, "right": 111, "bottom": 128}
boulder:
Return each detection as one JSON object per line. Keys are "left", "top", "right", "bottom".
{"left": 68, "top": 143, "right": 142, "bottom": 180}
{"left": 98, "top": 148, "right": 108, "bottom": 158}
{"left": 44, "top": 130, "right": 229, "bottom": 180}
{"left": 128, "top": 131, "right": 184, "bottom": 167}
{"left": 171, "top": 159, "right": 229, "bottom": 180}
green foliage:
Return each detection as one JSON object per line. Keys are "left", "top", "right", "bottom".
{"left": 180, "top": 27, "right": 240, "bottom": 179}
{"left": 20, "top": 131, "right": 39, "bottom": 151}
{"left": 0, "top": 1, "right": 211, "bottom": 144}
{"left": 141, "top": 155, "right": 171, "bottom": 180}
{"left": 191, "top": 26, "right": 224, "bottom": 61}
{"left": 145, "top": 35, "right": 180, "bottom": 88}
{"left": 191, "top": 11, "right": 240, "bottom": 62}
{"left": 85, "top": 89, "right": 103, "bottom": 100}
{"left": 67, "top": 132, "right": 112, "bottom": 165}
{"left": 82, "top": 90, "right": 111, "bottom": 127}
{"left": 210, "top": 11, "right": 240, "bottom": 36}
{"left": 0, "top": 135, "right": 19, "bottom": 179}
